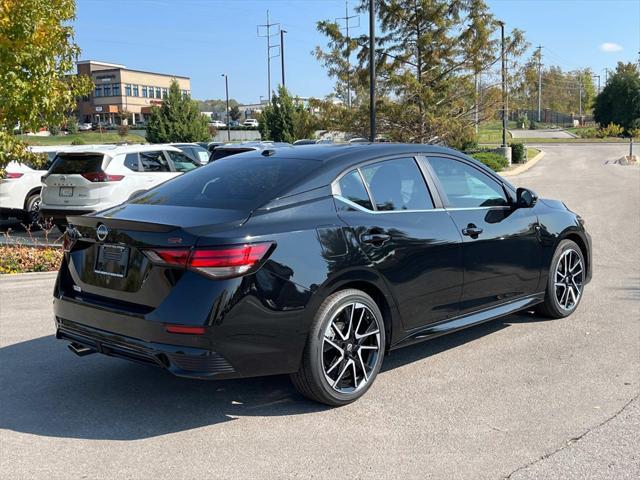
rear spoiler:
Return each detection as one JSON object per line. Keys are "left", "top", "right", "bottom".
{"left": 67, "top": 215, "right": 177, "bottom": 233}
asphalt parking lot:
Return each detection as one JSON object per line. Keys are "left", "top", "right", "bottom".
{"left": 0, "top": 143, "right": 638, "bottom": 479}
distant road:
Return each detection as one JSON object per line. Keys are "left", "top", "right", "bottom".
{"left": 510, "top": 128, "right": 574, "bottom": 139}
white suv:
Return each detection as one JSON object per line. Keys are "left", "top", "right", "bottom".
{"left": 243, "top": 119, "right": 259, "bottom": 127}
{"left": 39, "top": 144, "right": 200, "bottom": 230}
{"left": 0, "top": 145, "right": 77, "bottom": 226}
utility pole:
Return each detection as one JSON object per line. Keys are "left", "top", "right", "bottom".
{"left": 604, "top": 67, "right": 609, "bottom": 85}
{"left": 578, "top": 77, "right": 583, "bottom": 121}
{"left": 593, "top": 74, "right": 601, "bottom": 94}
{"left": 257, "top": 10, "right": 280, "bottom": 103}
{"left": 280, "top": 29, "right": 287, "bottom": 88}
{"left": 474, "top": 73, "right": 479, "bottom": 134}
{"left": 336, "top": 0, "right": 359, "bottom": 108}
{"left": 536, "top": 45, "right": 542, "bottom": 122}
{"left": 500, "top": 21, "right": 507, "bottom": 147}
{"left": 221, "top": 74, "right": 230, "bottom": 141}
{"left": 368, "top": 0, "right": 376, "bottom": 141}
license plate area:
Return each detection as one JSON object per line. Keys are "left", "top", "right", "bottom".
{"left": 59, "top": 186, "right": 74, "bottom": 197}
{"left": 95, "top": 244, "right": 130, "bottom": 278}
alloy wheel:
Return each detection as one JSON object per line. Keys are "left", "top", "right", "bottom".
{"left": 554, "top": 248, "right": 584, "bottom": 311}
{"left": 322, "top": 302, "right": 381, "bottom": 394}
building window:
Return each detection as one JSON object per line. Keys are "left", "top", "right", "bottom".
{"left": 103, "top": 84, "right": 111, "bottom": 96}
{"left": 142, "top": 86, "right": 148, "bottom": 98}
{"left": 125, "top": 84, "right": 132, "bottom": 96}
{"left": 94, "top": 86, "right": 102, "bottom": 97}
{"left": 155, "top": 87, "right": 161, "bottom": 99}
{"left": 113, "top": 83, "right": 120, "bottom": 96}
{"left": 133, "top": 85, "right": 139, "bottom": 97}
{"left": 162, "top": 88, "right": 168, "bottom": 99}
{"left": 148, "top": 86, "right": 154, "bottom": 99}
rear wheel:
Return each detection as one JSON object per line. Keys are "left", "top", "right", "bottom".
{"left": 537, "top": 239, "right": 585, "bottom": 318}
{"left": 290, "top": 289, "right": 385, "bottom": 406}
{"left": 22, "top": 193, "right": 42, "bottom": 229}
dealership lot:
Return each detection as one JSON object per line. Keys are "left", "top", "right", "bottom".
{"left": 0, "top": 144, "right": 638, "bottom": 479}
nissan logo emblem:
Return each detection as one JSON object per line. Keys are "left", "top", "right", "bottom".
{"left": 96, "top": 224, "right": 109, "bottom": 242}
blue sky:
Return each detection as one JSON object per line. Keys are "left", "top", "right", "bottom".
{"left": 74, "top": 0, "right": 640, "bottom": 103}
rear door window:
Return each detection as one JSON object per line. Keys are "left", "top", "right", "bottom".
{"left": 360, "top": 158, "right": 434, "bottom": 211}
{"left": 338, "top": 170, "right": 373, "bottom": 210}
{"left": 49, "top": 154, "right": 105, "bottom": 174}
{"left": 166, "top": 150, "right": 200, "bottom": 172}
{"left": 140, "top": 151, "right": 171, "bottom": 172}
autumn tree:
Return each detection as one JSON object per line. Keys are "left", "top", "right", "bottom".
{"left": 0, "top": 0, "right": 92, "bottom": 175}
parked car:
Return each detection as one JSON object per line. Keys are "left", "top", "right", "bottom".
{"left": 209, "top": 141, "right": 291, "bottom": 161}
{"left": 55, "top": 143, "right": 591, "bottom": 406}
{"left": 0, "top": 145, "right": 76, "bottom": 226}
{"left": 229, "top": 120, "right": 240, "bottom": 127}
{"left": 196, "top": 141, "right": 225, "bottom": 153}
{"left": 39, "top": 144, "right": 200, "bottom": 231}
{"left": 293, "top": 139, "right": 334, "bottom": 145}
{"left": 209, "top": 120, "right": 226, "bottom": 128}
{"left": 243, "top": 118, "right": 259, "bottom": 127}
{"left": 170, "top": 143, "right": 211, "bottom": 165}
{"left": 78, "top": 123, "right": 93, "bottom": 132}
{"left": 348, "top": 137, "right": 370, "bottom": 143}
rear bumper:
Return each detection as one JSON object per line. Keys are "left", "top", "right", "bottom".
{"left": 56, "top": 318, "right": 236, "bottom": 379}
{"left": 40, "top": 208, "right": 95, "bottom": 223}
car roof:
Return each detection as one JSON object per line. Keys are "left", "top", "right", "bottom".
{"left": 219, "top": 141, "right": 292, "bottom": 150}
{"left": 54, "top": 144, "right": 180, "bottom": 156}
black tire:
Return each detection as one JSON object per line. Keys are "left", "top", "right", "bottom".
{"left": 22, "top": 192, "right": 42, "bottom": 229}
{"left": 536, "top": 239, "right": 585, "bottom": 318}
{"left": 290, "top": 289, "right": 386, "bottom": 406}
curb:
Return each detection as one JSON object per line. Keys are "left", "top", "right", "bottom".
{"left": 0, "top": 270, "right": 58, "bottom": 278}
{"left": 501, "top": 150, "right": 545, "bottom": 177}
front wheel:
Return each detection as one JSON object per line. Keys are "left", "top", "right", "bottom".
{"left": 537, "top": 239, "right": 585, "bottom": 318}
{"left": 290, "top": 289, "right": 386, "bottom": 406}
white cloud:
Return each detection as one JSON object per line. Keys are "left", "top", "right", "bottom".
{"left": 599, "top": 42, "right": 623, "bottom": 53}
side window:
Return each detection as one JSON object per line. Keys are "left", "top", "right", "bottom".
{"left": 360, "top": 158, "right": 434, "bottom": 211}
{"left": 338, "top": 170, "right": 373, "bottom": 210}
{"left": 124, "top": 153, "right": 140, "bottom": 172}
{"left": 166, "top": 150, "right": 199, "bottom": 172}
{"left": 428, "top": 157, "right": 508, "bottom": 208}
{"left": 140, "top": 151, "right": 171, "bottom": 172}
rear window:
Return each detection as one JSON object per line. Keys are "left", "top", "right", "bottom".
{"left": 210, "top": 148, "right": 253, "bottom": 161}
{"left": 49, "top": 154, "right": 105, "bottom": 174}
{"left": 130, "top": 154, "right": 321, "bottom": 211}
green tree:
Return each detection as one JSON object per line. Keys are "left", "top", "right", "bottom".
{"left": 259, "top": 86, "right": 296, "bottom": 142}
{"left": 0, "top": 0, "right": 92, "bottom": 175}
{"left": 316, "top": 0, "right": 526, "bottom": 144}
{"left": 146, "top": 80, "right": 210, "bottom": 143}
{"left": 594, "top": 62, "right": 640, "bottom": 132}
{"left": 229, "top": 105, "right": 241, "bottom": 122}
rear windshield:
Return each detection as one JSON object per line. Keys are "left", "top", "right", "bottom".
{"left": 130, "top": 154, "right": 321, "bottom": 211}
{"left": 209, "top": 148, "right": 253, "bottom": 161}
{"left": 49, "top": 154, "right": 105, "bottom": 174}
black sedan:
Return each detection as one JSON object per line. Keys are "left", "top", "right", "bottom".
{"left": 55, "top": 144, "right": 591, "bottom": 405}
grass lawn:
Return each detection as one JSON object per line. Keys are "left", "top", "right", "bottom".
{"left": 477, "top": 120, "right": 517, "bottom": 144}
{"left": 527, "top": 147, "right": 540, "bottom": 159}
{"left": 18, "top": 132, "right": 146, "bottom": 146}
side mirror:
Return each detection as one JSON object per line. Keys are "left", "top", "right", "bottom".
{"left": 516, "top": 187, "right": 538, "bottom": 208}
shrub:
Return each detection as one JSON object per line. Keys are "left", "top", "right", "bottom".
{"left": 71, "top": 138, "right": 85, "bottom": 145}
{"left": 0, "top": 245, "right": 63, "bottom": 274}
{"left": 575, "top": 127, "right": 598, "bottom": 138}
{"left": 66, "top": 118, "right": 78, "bottom": 134}
{"left": 630, "top": 128, "right": 640, "bottom": 139}
{"left": 118, "top": 124, "right": 129, "bottom": 139}
{"left": 599, "top": 123, "right": 624, "bottom": 138}
{"left": 49, "top": 125, "right": 61, "bottom": 135}
{"left": 470, "top": 151, "right": 509, "bottom": 172}
{"left": 529, "top": 121, "right": 537, "bottom": 130}
{"left": 510, "top": 143, "right": 526, "bottom": 164}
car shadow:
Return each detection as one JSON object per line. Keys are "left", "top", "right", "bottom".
{"left": 0, "top": 310, "right": 548, "bottom": 441}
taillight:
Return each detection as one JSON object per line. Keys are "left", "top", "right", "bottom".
{"left": 81, "top": 172, "right": 124, "bottom": 182}
{"left": 5, "top": 172, "right": 24, "bottom": 179}
{"left": 165, "top": 325, "right": 206, "bottom": 335}
{"left": 144, "top": 242, "right": 274, "bottom": 279}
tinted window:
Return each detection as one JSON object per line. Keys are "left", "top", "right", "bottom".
{"left": 360, "top": 158, "right": 433, "bottom": 211}
{"left": 166, "top": 150, "right": 199, "bottom": 172}
{"left": 140, "top": 151, "right": 170, "bottom": 172}
{"left": 210, "top": 148, "right": 253, "bottom": 161}
{"left": 338, "top": 170, "right": 373, "bottom": 210}
{"left": 124, "top": 153, "right": 140, "bottom": 171}
{"left": 49, "top": 154, "right": 104, "bottom": 174}
{"left": 131, "top": 155, "right": 321, "bottom": 211}
{"left": 428, "top": 157, "right": 508, "bottom": 208}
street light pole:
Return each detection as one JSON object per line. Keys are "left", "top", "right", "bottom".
{"left": 500, "top": 21, "right": 507, "bottom": 147}
{"left": 222, "top": 74, "right": 230, "bottom": 142}
{"left": 368, "top": 0, "right": 376, "bottom": 142}
{"left": 280, "top": 29, "right": 287, "bottom": 88}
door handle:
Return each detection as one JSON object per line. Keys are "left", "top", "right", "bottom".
{"left": 360, "top": 232, "right": 391, "bottom": 245}
{"left": 462, "top": 224, "right": 483, "bottom": 238}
